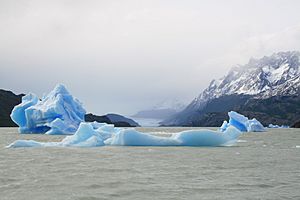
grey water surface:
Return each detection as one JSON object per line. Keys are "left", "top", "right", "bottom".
{"left": 0, "top": 127, "right": 299, "bottom": 200}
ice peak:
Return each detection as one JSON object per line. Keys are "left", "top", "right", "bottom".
{"left": 51, "top": 84, "right": 70, "bottom": 96}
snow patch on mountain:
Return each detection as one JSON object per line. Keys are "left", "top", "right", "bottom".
{"left": 191, "top": 51, "right": 300, "bottom": 110}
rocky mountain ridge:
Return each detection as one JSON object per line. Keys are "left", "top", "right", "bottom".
{"left": 161, "top": 51, "right": 300, "bottom": 127}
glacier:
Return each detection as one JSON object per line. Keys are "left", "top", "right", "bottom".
{"left": 7, "top": 122, "right": 242, "bottom": 148}
{"left": 220, "top": 111, "right": 265, "bottom": 132}
{"left": 10, "top": 84, "right": 86, "bottom": 135}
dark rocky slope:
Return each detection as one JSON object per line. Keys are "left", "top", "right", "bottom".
{"left": 0, "top": 89, "right": 24, "bottom": 127}
{"left": 85, "top": 113, "right": 140, "bottom": 127}
{"left": 292, "top": 120, "right": 300, "bottom": 128}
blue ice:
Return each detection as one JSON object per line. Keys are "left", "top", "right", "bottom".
{"left": 220, "top": 111, "right": 265, "bottom": 132}
{"left": 8, "top": 123, "right": 105, "bottom": 148}
{"left": 10, "top": 84, "right": 86, "bottom": 135}
{"left": 8, "top": 122, "right": 242, "bottom": 148}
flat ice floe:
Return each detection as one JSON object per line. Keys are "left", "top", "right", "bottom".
{"left": 8, "top": 122, "right": 241, "bottom": 148}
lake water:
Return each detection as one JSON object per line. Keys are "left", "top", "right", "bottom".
{"left": 0, "top": 127, "right": 299, "bottom": 200}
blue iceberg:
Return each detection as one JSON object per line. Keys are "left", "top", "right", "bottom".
{"left": 106, "top": 126, "right": 240, "bottom": 146}
{"left": 8, "top": 122, "right": 242, "bottom": 148}
{"left": 106, "top": 129, "right": 181, "bottom": 146}
{"left": 8, "top": 123, "right": 104, "bottom": 148}
{"left": 172, "top": 126, "right": 240, "bottom": 146}
{"left": 10, "top": 84, "right": 86, "bottom": 135}
{"left": 220, "top": 111, "right": 265, "bottom": 132}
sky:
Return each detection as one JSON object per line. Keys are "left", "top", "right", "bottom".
{"left": 1, "top": 0, "right": 300, "bottom": 116}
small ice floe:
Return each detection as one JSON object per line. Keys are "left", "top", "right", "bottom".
{"left": 268, "top": 124, "right": 289, "bottom": 128}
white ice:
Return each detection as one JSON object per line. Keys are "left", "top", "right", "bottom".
{"left": 268, "top": 124, "right": 289, "bottom": 128}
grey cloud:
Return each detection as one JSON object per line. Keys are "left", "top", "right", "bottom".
{"left": 1, "top": 0, "right": 300, "bottom": 115}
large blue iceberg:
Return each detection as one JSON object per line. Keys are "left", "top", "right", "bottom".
{"left": 8, "top": 122, "right": 241, "bottom": 148}
{"left": 220, "top": 111, "right": 265, "bottom": 132}
{"left": 10, "top": 84, "right": 86, "bottom": 135}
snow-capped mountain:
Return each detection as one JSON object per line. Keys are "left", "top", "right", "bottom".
{"left": 190, "top": 51, "right": 300, "bottom": 111}
{"left": 161, "top": 51, "right": 300, "bottom": 126}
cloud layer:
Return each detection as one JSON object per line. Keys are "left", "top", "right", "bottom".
{"left": 1, "top": 0, "right": 300, "bottom": 115}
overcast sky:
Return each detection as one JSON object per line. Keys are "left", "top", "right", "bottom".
{"left": 1, "top": 0, "right": 300, "bottom": 116}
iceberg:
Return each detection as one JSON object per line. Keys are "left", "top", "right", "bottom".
{"left": 248, "top": 118, "right": 266, "bottom": 132}
{"left": 268, "top": 124, "right": 289, "bottom": 128}
{"left": 106, "top": 129, "right": 181, "bottom": 146}
{"left": 10, "top": 84, "right": 86, "bottom": 135}
{"left": 220, "top": 111, "right": 265, "bottom": 132}
{"left": 172, "top": 126, "right": 241, "bottom": 146}
{"left": 7, "top": 122, "right": 241, "bottom": 148}
{"left": 8, "top": 123, "right": 105, "bottom": 148}
{"left": 219, "top": 120, "right": 229, "bottom": 132}
{"left": 106, "top": 127, "right": 240, "bottom": 146}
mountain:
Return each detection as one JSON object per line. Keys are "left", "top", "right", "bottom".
{"left": 105, "top": 114, "right": 140, "bottom": 127}
{"left": 161, "top": 51, "right": 300, "bottom": 127}
{"left": 85, "top": 113, "right": 140, "bottom": 127}
{"left": 292, "top": 120, "right": 300, "bottom": 128}
{"left": 0, "top": 89, "right": 24, "bottom": 127}
{"left": 132, "top": 98, "right": 186, "bottom": 120}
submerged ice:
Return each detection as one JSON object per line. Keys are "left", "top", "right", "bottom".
{"left": 220, "top": 111, "right": 265, "bottom": 132}
{"left": 8, "top": 122, "right": 242, "bottom": 148}
{"left": 10, "top": 84, "right": 86, "bottom": 135}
